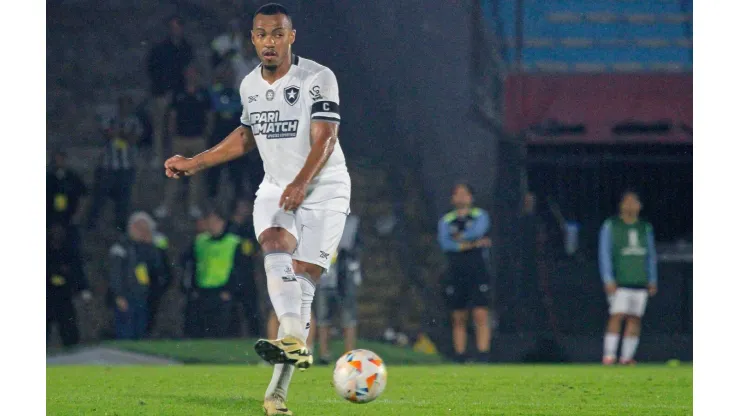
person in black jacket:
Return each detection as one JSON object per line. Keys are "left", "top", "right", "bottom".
{"left": 226, "top": 197, "right": 262, "bottom": 337}
{"left": 47, "top": 149, "right": 87, "bottom": 252}
{"left": 47, "top": 224, "right": 91, "bottom": 347}
{"left": 182, "top": 205, "right": 248, "bottom": 338}
{"left": 108, "top": 212, "right": 167, "bottom": 340}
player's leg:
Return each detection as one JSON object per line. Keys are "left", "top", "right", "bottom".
{"left": 451, "top": 309, "right": 469, "bottom": 362}
{"left": 603, "top": 289, "right": 628, "bottom": 364}
{"left": 471, "top": 307, "right": 491, "bottom": 362}
{"left": 620, "top": 289, "right": 649, "bottom": 364}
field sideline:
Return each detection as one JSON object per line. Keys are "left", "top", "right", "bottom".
{"left": 47, "top": 364, "right": 692, "bottom": 415}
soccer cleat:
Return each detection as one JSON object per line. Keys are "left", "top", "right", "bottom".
{"left": 620, "top": 358, "right": 637, "bottom": 366}
{"left": 254, "top": 335, "right": 313, "bottom": 370}
{"left": 602, "top": 356, "right": 616, "bottom": 366}
{"left": 263, "top": 394, "right": 293, "bottom": 416}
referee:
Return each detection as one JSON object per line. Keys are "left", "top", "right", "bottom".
{"left": 437, "top": 183, "right": 492, "bottom": 363}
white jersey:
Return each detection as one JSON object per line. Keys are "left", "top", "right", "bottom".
{"left": 240, "top": 55, "right": 351, "bottom": 213}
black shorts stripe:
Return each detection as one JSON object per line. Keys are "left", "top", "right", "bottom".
{"left": 311, "top": 101, "right": 340, "bottom": 115}
{"left": 312, "top": 116, "right": 341, "bottom": 123}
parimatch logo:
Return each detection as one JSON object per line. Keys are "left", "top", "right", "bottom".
{"left": 250, "top": 111, "right": 299, "bottom": 139}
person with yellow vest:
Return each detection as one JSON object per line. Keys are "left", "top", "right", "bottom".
{"left": 182, "top": 205, "right": 249, "bottom": 338}
{"left": 108, "top": 212, "right": 168, "bottom": 340}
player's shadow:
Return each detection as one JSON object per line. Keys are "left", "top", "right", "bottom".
{"left": 131, "top": 393, "right": 262, "bottom": 413}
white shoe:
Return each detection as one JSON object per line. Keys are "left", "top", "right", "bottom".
{"left": 263, "top": 394, "right": 293, "bottom": 415}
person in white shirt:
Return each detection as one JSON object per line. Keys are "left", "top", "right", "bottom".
{"left": 163, "top": 4, "right": 350, "bottom": 415}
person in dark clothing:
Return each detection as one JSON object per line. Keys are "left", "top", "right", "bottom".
{"left": 108, "top": 212, "right": 168, "bottom": 340}
{"left": 437, "top": 183, "right": 493, "bottom": 363}
{"left": 225, "top": 197, "right": 262, "bottom": 337}
{"left": 87, "top": 95, "right": 141, "bottom": 232}
{"left": 206, "top": 64, "right": 248, "bottom": 201}
{"left": 181, "top": 205, "right": 248, "bottom": 338}
{"left": 147, "top": 15, "right": 194, "bottom": 164}
{"left": 47, "top": 149, "right": 87, "bottom": 251}
{"left": 47, "top": 224, "right": 91, "bottom": 347}
{"left": 146, "top": 219, "right": 173, "bottom": 337}
{"left": 156, "top": 65, "right": 213, "bottom": 219}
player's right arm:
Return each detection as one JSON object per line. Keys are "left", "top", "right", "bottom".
{"left": 164, "top": 126, "right": 256, "bottom": 178}
{"left": 165, "top": 81, "right": 256, "bottom": 179}
{"left": 598, "top": 220, "right": 617, "bottom": 294}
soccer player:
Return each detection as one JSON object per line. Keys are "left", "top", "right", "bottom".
{"left": 599, "top": 190, "right": 658, "bottom": 366}
{"left": 437, "top": 183, "right": 493, "bottom": 363}
{"left": 163, "top": 4, "right": 350, "bottom": 414}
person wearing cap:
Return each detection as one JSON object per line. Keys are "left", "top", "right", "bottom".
{"left": 108, "top": 212, "right": 168, "bottom": 340}
{"left": 181, "top": 205, "right": 250, "bottom": 338}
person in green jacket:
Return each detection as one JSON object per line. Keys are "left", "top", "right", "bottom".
{"left": 598, "top": 190, "right": 658, "bottom": 365}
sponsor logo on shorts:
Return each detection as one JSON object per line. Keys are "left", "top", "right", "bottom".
{"left": 282, "top": 275, "right": 297, "bottom": 282}
{"left": 320, "top": 251, "right": 330, "bottom": 260}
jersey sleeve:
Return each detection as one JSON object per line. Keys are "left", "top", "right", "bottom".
{"left": 308, "top": 68, "right": 340, "bottom": 124}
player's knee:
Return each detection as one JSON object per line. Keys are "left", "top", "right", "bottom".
{"left": 259, "top": 228, "right": 296, "bottom": 253}
{"left": 451, "top": 311, "right": 468, "bottom": 327}
{"left": 610, "top": 313, "right": 626, "bottom": 322}
{"left": 472, "top": 307, "right": 489, "bottom": 325}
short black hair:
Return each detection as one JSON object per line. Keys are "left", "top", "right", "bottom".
{"left": 166, "top": 15, "right": 183, "bottom": 26}
{"left": 620, "top": 188, "right": 640, "bottom": 202}
{"left": 254, "top": 3, "right": 292, "bottom": 25}
{"left": 453, "top": 182, "right": 475, "bottom": 197}
{"left": 202, "top": 202, "right": 228, "bottom": 221}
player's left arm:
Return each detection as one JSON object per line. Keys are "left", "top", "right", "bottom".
{"left": 646, "top": 224, "right": 658, "bottom": 295}
{"left": 280, "top": 68, "right": 341, "bottom": 211}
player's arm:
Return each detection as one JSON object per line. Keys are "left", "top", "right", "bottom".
{"left": 598, "top": 221, "right": 617, "bottom": 293}
{"left": 646, "top": 224, "right": 658, "bottom": 295}
{"left": 280, "top": 69, "right": 342, "bottom": 211}
{"left": 459, "top": 209, "right": 491, "bottom": 241}
{"left": 165, "top": 126, "right": 256, "bottom": 178}
{"left": 165, "top": 82, "right": 257, "bottom": 178}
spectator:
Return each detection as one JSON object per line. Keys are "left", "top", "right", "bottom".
{"left": 146, "top": 15, "right": 193, "bottom": 164}
{"left": 599, "top": 190, "right": 658, "bottom": 365}
{"left": 206, "top": 64, "right": 248, "bottom": 201}
{"left": 108, "top": 212, "right": 168, "bottom": 340}
{"left": 156, "top": 65, "right": 213, "bottom": 219}
{"left": 225, "top": 197, "right": 262, "bottom": 337}
{"left": 146, "top": 220, "right": 173, "bottom": 337}
{"left": 87, "top": 95, "right": 141, "bottom": 232}
{"left": 47, "top": 224, "right": 91, "bottom": 347}
{"left": 231, "top": 37, "right": 261, "bottom": 89}
{"left": 210, "top": 19, "right": 245, "bottom": 70}
{"left": 316, "top": 214, "right": 363, "bottom": 365}
{"left": 181, "top": 205, "right": 247, "bottom": 338}
{"left": 47, "top": 149, "right": 88, "bottom": 250}
{"left": 437, "top": 183, "right": 493, "bottom": 363}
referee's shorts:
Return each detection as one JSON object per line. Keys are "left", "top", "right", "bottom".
{"left": 443, "top": 254, "right": 491, "bottom": 311}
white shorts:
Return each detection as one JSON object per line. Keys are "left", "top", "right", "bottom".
{"left": 254, "top": 182, "right": 348, "bottom": 271}
{"left": 608, "top": 288, "right": 649, "bottom": 317}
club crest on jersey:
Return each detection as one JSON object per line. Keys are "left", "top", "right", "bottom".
{"left": 284, "top": 85, "right": 300, "bottom": 106}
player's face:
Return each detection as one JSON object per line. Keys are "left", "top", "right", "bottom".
{"left": 251, "top": 14, "right": 295, "bottom": 70}
{"left": 620, "top": 193, "right": 642, "bottom": 217}
{"left": 452, "top": 185, "right": 473, "bottom": 208}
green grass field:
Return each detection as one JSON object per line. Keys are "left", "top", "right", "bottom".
{"left": 47, "top": 364, "right": 692, "bottom": 415}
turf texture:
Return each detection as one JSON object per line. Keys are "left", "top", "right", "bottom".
{"left": 47, "top": 364, "right": 691, "bottom": 415}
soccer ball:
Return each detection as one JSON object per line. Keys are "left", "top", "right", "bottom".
{"left": 332, "top": 349, "right": 388, "bottom": 403}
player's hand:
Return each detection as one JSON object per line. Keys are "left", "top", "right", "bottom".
{"left": 475, "top": 237, "right": 492, "bottom": 248}
{"left": 220, "top": 291, "right": 232, "bottom": 302}
{"left": 280, "top": 180, "right": 308, "bottom": 211}
{"left": 115, "top": 296, "right": 129, "bottom": 312}
{"left": 604, "top": 282, "right": 617, "bottom": 295}
{"left": 164, "top": 155, "right": 200, "bottom": 178}
{"left": 648, "top": 284, "right": 658, "bottom": 297}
